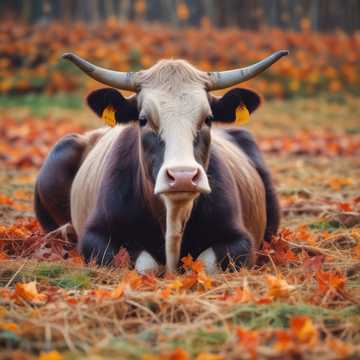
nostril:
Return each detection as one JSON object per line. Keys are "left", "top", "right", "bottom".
{"left": 191, "top": 168, "right": 201, "bottom": 185}
{"left": 166, "top": 169, "right": 176, "bottom": 184}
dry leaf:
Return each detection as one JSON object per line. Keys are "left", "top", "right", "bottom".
{"left": 266, "top": 275, "right": 296, "bottom": 299}
{"left": 290, "top": 316, "right": 317, "bottom": 345}
{"left": 196, "top": 354, "right": 224, "bottom": 360}
{"left": 38, "top": 351, "right": 64, "bottom": 360}
{"left": 15, "top": 281, "right": 47, "bottom": 304}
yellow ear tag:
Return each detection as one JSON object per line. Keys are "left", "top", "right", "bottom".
{"left": 102, "top": 106, "right": 116, "bottom": 127}
{"left": 235, "top": 105, "right": 250, "bottom": 126}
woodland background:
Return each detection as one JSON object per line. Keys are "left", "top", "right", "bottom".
{"left": 0, "top": 1, "right": 359, "bottom": 360}
{"left": 2, "top": 0, "right": 360, "bottom": 32}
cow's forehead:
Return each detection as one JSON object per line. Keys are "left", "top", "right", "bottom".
{"left": 139, "top": 87, "right": 210, "bottom": 126}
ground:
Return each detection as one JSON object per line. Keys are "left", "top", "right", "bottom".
{"left": 0, "top": 95, "right": 359, "bottom": 360}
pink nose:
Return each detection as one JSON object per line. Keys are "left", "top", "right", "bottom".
{"left": 166, "top": 167, "right": 201, "bottom": 192}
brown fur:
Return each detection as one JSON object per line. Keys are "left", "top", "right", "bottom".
{"left": 212, "top": 130, "right": 266, "bottom": 249}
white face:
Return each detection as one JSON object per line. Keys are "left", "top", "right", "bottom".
{"left": 138, "top": 87, "right": 212, "bottom": 196}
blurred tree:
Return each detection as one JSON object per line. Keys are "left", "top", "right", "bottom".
{"left": 1, "top": 0, "right": 359, "bottom": 33}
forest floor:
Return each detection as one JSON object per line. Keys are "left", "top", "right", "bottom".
{"left": 0, "top": 96, "right": 359, "bottom": 360}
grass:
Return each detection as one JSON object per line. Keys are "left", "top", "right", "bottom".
{"left": 0, "top": 93, "right": 83, "bottom": 116}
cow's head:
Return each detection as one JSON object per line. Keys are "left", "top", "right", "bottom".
{"left": 63, "top": 51, "right": 288, "bottom": 272}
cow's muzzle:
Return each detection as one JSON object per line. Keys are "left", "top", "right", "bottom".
{"left": 154, "top": 166, "right": 211, "bottom": 195}
{"left": 166, "top": 167, "right": 200, "bottom": 192}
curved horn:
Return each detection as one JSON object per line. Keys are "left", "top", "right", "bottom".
{"left": 208, "top": 50, "right": 289, "bottom": 90}
{"left": 62, "top": 52, "right": 137, "bottom": 91}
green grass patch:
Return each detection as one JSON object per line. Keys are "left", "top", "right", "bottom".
{"left": 231, "top": 303, "right": 359, "bottom": 329}
{"left": 0, "top": 93, "right": 82, "bottom": 115}
{"left": 49, "top": 271, "right": 91, "bottom": 289}
{"left": 309, "top": 220, "right": 343, "bottom": 231}
{"left": 96, "top": 337, "right": 150, "bottom": 359}
{"left": 35, "top": 263, "right": 65, "bottom": 278}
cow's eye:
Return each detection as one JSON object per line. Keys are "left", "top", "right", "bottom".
{"left": 205, "top": 115, "right": 213, "bottom": 127}
{"left": 139, "top": 116, "right": 148, "bottom": 127}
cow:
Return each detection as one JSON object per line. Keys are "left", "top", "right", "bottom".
{"left": 34, "top": 50, "right": 287, "bottom": 273}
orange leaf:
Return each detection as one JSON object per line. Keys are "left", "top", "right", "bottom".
{"left": 328, "top": 177, "right": 353, "bottom": 191}
{"left": 226, "top": 278, "right": 252, "bottom": 303}
{"left": 337, "top": 202, "right": 352, "bottom": 212}
{"left": 168, "top": 278, "right": 183, "bottom": 292}
{"left": 160, "top": 288, "right": 171, "bottom": 299}
{"left": 168, "top": 348, "right": 190, "bottom": 360}
{"left": 0, "top": 194, "right": 14, "bottom": 206}
{"left": 266, "top": 275, "right": 295, "bottom": 299}
{"left": 93, "top": 283, "right": 124, "bottom": 300}
{"left": 274, "top": 330, "right": 294, "bottom": 352}
{"left": 196, "top": 354, "right": 224, "bottom": 360}
{"left": 0, "top": 322, "right": 18, "bottom": 333}
{"left": 181, "top": 255, "right": 193, "bottom": 270}
{"left": 236, "top": 327, "right": 258, "bottom": 359}
{"left": 123, "top": 271, "right": 144, "bottom": 290}
{"left": 315, "top": 270, "right": 345, "bottom": 296}
{"left": 0, "top": 251, "right": 9, "bottom": 260}
{"left": 15, "top": 281, "right": 47, "bottom": 304}
{"left": 191, "top": 259, "right": 204, "bottom": 273}
{"left": 327, "top": 338, "right": 351, "bottom": 358}
{"left": 38, "top": 351, "right": 64, "bottom": 360}
{"left": 141, "top": 355, "right": 164, "bottom": 360}
{"left": 197, "top": 272, "right": 213, "bottom": 290}
{"left": 290, "top": 316, "right": 317, "bottom": 345}
{"left": 354, "top": 242, "right": 360, "bottom": 259}
{"left": 180, "top": 274, "right": 197, "bottom": 289}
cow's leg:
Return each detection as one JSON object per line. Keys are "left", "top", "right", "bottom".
{"left": 34, "top": 187, "right": 59, "bottom": 232}
{"left": 198, "top": 229, "right": 254, "bottom": 273}
{"left": 35, "top": 134, "right": 87, "bottom": 232}
{"left": 80, "top": 224, "right": 161, "bottom": 272}
{"left": 226, "top": 129, "right": 281, "bottom": 241}
{"left": 79, "top": 224, "right": 117, "bottom": 266}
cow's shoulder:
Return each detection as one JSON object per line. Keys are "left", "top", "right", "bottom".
{"left": 81, "top": 126, "right": 165, "bottom": 262}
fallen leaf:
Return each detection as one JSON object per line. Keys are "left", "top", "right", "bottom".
{"left": 191, "top": 259, "right": 204, "bottom": 273}
{"left": 338, "top": 202, "right": 352, "bottom": 212}
{"left": 327, "top": 338, "right": 351, "bottom": 358}
{"left": 266, "top": 275, "right": 296, "bottom": 299}
{"left": 0, "top": 322, "right": 18, "bottom": 332}
{"left": 274, "top": 330, "right": 293, "bottom": 352}
{"left": 290, "top": 316, "right": 317, "bottom": 345}
{"left": 197, "top": 272, "right": 213, "bottom": 290}
{"left": 236, "top": 327, "right": 258, "bottom": 360}
{"left": 38, "top": 351, "right": 64, "bottom": 360}
{"left": 181, "top": 254, "right": 193, "bottom": 270}
{"left": 14, "top": 281, "right": 47, "bottom": 304}
{"left": 196, "top": 353, "right": 224, "bottom": 360}
{"left": 328, "top": 177, "right": 353, "bottom": 191}
{"left": 93, "top": 283, "right": 124, "bottom": 300}
{"left": 169, "top": 348, "right": 190, "bottom": 360}
{"left": 315, "top": 270, "right": 345, "bottom": 296}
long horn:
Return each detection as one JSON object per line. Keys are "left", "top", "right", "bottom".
{"left": 208, "top": 50, "right": 289, "bottom": 90}
{"left": 62, "top": 52, "right": 137, "bottom": 91}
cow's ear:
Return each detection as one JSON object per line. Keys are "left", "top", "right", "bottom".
{"left": 210, "top": 88, "right": 261, "bottom": 123}
{"left": 87, "top": 88, "right": 138, "bottom": 125}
